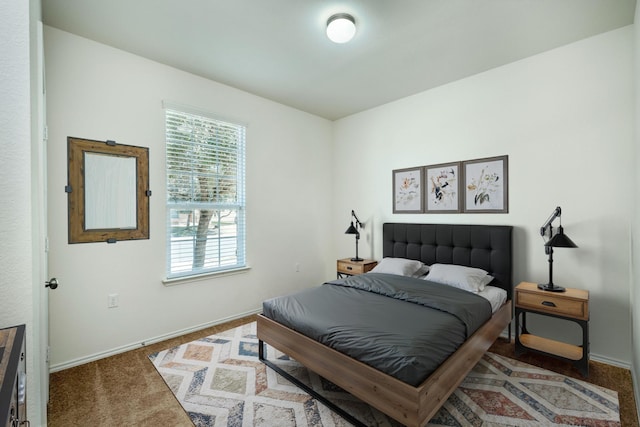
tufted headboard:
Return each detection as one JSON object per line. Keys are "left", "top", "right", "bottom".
{"left": 382, "top": 223, "right": 513, "bottom": 300}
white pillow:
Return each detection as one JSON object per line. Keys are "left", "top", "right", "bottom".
{"left": 370, "top": 258, "right": 427, "bottom": 277}
{"left": 424, "top": 263, "right": 492, "bottom": 293}
{"left": 479, "top": 274, "right": 495, "bottom": 289}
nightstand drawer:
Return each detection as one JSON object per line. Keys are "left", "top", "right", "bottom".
{"left": 337, "top": 259, "right": 377, "bottom": 276}
{"left": 516, "top": 291, "right": 588, "bottom": 320}
{"left": 338, "top": 260, "right": 363, "bottom": 274}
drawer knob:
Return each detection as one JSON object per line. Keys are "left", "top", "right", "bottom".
{"left": 541, "top": 301, "right": 556, "bottom": 307}
{"left": 346, "top": 266, "right": 353, "bottom": 270}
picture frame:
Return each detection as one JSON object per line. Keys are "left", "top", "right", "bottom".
{"left": 424, "top": 162, "right": 462, "bottom": 213}
{"left": 392, "top": 167, "right": 424, "bottom": 213}
{"left": 462, "top": 155, "right": 509, "bottom": 213}
{"left": 67, "top": 137, "right": 151, "bottom": 243}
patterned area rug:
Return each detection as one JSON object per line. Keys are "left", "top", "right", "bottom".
{"left": 148, "top": 322, "right": 620, "bottom": 426}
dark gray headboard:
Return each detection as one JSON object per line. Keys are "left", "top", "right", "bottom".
{"left": 382, "top": 223, "right": 513, "bottom": 299}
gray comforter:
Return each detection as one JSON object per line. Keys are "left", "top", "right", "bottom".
{"left": 262, "top": 273, "right": 492, "bottom": 386}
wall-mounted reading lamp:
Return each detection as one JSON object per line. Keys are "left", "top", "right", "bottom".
{"left": 344, "top": 210, "right": 364, "bottom": 261}
{"left": 538, "top": 206, "right": 578, "bottom": 292}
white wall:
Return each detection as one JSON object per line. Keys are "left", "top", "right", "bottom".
{"left": 0, "top": 0, "right": 33, "bottom": 332}
{"left": 632, "top": 0, "right": 640, "bottom": 412}
{"left": 0, "top": 1, "right": 45, "bottom": 425}
{"left": 332, "top": 27, "right": 635, "bottom": 365}
{"left": 44, "top": 27, "right": 334, "bottom": 369}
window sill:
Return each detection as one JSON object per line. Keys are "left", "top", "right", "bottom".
{"left": 162, "top": 266, "right": 251, "bottom": 286}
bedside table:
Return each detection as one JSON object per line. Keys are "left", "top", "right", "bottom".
{"left": 514, "top": 281, "right": 589, "bottom": 376}
{"left": 337, "top": 258, "right": 377, "bottom": 278}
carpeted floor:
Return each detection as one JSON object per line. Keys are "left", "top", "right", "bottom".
{"left": 48, "top": 314, "right": 638, "bottom": 426}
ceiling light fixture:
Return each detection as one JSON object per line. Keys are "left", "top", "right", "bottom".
{"left": 326, "top": 13, "right": 356, "bottom": 44}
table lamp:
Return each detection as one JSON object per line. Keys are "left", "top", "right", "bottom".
{"left": 538, "top": 206, "right": 578, "bottom": 292}
{"left": 345, "top": 210, "right": 363, "bottom": 261}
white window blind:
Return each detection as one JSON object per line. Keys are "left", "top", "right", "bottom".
{"left": 165, "top": 107, "right": 246, "bottom": 279}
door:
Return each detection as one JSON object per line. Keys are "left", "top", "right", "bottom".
{"left": 35, "top": 20, "right": 51, "bottom": 415}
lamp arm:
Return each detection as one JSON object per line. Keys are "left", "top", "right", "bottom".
{"left": 351, "top": 210, "right": 363, "bottom": 229}
{"left": 540, "top": 206, "right": 561, "bottom": 237}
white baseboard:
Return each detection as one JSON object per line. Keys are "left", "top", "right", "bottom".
{"left": 49, "top": 308, "right": 262, "bottom": 373}
{"left": 590, "top": 352, "right": 631, "bottom": 370}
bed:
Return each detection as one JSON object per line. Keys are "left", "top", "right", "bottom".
{"left": 257, "top": 223, "right": 513, "bottom": 426}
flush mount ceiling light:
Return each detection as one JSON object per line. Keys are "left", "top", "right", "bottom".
{"left": 326, "top": 13, "right": 356, "bottom": 43}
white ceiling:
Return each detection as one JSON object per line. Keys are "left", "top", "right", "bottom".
{"left": 42, "top": 0, "right": 636, "bottom": 121}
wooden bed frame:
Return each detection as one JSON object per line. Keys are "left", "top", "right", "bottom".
{"left": 258, "top": 223, "right": 513, "bottom": 427}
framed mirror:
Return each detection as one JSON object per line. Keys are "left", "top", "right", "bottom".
{"left": 67, "top": 137, "right": 150, "bottom": 243}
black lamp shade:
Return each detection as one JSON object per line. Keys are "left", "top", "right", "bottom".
{"left": 538, "top": 224, "right": 577, "bottom": 292}
{"left": 345, "top": 222, "right": 358, "bottom": 235}
{"left": 544, "top": 226, "right": 578, "bottom": 248}
{"left": 345, "top": 217, "right": 362, "bottom": 261}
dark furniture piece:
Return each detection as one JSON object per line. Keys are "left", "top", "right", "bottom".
{"left": 515, "top": 281, "right": 589, "bottom": 376}
{"left": 0, "top": 324, "right": 27, "bottom": 427}
{"left": 258, "top": 223, "right": 513, "bottom": 427}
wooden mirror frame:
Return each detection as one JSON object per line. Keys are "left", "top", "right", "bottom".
{"left": 67, "top": 137, "right": 150, "bottom": 244}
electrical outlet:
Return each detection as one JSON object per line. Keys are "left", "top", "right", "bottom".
{"left": 295, "top": 263, "right": 300, "bottom": 272}
{"left": 108, "top": 293, "right": 119, "bottom": 308}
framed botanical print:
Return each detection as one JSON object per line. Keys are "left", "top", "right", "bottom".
{"left": 424, "top": 162, "right": 461, "bottom": 213}
{"left": 392, "top": 167, "right": 424, "bottom": 213}
{"left": 462, "top": 155, "right": 509, "bottom": 213}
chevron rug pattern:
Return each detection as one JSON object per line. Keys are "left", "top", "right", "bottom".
{"left": 148, "top": 322, "right": 620, "bottom": 426}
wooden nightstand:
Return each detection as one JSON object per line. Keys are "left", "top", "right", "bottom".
{"left": 337, "top": 258, "right": 377, "bottom": 278}
{"left": 514, "top": 281, "right": 589, "bottom": 376}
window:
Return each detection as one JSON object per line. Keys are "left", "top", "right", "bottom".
{"left": 165, "top": 106, "right": 246, "bottom": 279}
